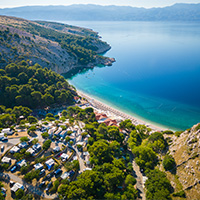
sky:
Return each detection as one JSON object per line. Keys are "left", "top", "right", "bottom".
{"left": 0, "top": 0, "right": 200, "bottom": 8}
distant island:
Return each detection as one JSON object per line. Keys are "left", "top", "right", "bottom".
{"left": 0, "top": 15, "right": 115, "bottom": 74}
{"left": 0, "top": 3, "right": 200, "bottom": 21}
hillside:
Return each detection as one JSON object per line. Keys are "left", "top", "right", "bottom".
{"left": 165, "top": 124, "right": 200, "bottom": 199}
{"left": 0, "top": 15, "right": 114, "bottom": 74}
{"left": 0, "top": 61, "right": 76, "bottom": 109}
{"left": 0, "top": 3, "right": 200, "bottom": 21}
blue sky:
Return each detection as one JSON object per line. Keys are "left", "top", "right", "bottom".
{"left": 0, "top": 0, "right": 200, "bottom": 8}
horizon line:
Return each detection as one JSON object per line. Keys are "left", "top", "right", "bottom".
{"left": 0, "top": 2, "right": 199, "bottom": 10}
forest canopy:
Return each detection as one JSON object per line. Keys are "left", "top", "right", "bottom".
{"left": 0, "top": 61, "right": 75, "bottom": 108}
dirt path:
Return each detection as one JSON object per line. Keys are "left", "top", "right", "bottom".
{"left": 129, "top": 153, "right": 146, "bottom": 200}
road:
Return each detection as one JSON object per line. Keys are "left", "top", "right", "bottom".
{"left": 0, "top": 138, "right": 20, "bottom": 156}
{"left": 70, "top": 145, "right": 86, "bottom": 173}
{"left": 0, "top": 172, "right": 58, "bottom": 199}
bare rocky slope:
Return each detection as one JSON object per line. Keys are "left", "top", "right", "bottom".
{"left": 166, "top": 123, "right": 200, "bottom": 199}
{"left": 0, "top": 15, "right": 114, "bottom": 74}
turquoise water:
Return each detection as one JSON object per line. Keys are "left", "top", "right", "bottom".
{"left": 62, "top": 21, "right": 200, "bottom": 131}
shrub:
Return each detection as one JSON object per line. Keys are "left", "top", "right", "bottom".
{"left": 175, "top": 131, "right": 183, "bottom": 137}
{"left": 20, "top": 136, "right": 29, "bottom": 142}
{"left": 43, "top": 139, "right": 52, "bottom": 150}
{"left": 163, "top": 155, "right": 176, "bottom": 171}
{"left": 172, "top": 190, "right": 186, "bottom": 198}
{"left": 41, "top": 131, "right": 49, "bottom": 139}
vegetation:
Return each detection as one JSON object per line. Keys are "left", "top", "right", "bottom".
{"left": 0, "top": 18, "right": 110, "bottom": 70}
{"left": 0, "top": 105, "right": 32, "bottom": 128}
{"left": 163, "top": 154, "right": 176, "bottom": 171}
{"left": 172, "top": 190, "right": 186, "bottom": 198}
{"left": 24, "top": 169, "right": 40, "bottom": 182}
{"left": 41, "top": 131, "right": 49, "bottom": 139}
{"left": 145, "top": 169, "right": 172, "bottom": 200}
{"left": 42, "top": 139, "right": 52, "bottom": 150}
{"left": 20, "top": 136, "right": 29, "bottom": 142}
{"left": 0, "top": 61, "right": 75, "bottom": 108}
{"left": 66, "top": 106, "right": 97, "bottom": 124}
{"left": 58, "top": 118, "right": 137, "bottom": 199}
{"left": 133, "top": 146, "right": 157, "bottom": 171}
{"left": 15, "top": 188, "right": 24, "bottom": 199}
{"left": 147, "top": 132, "right": 168, "bottom": 153}
{"left": 0, "top": 182, "right": 4, "bottom": 200}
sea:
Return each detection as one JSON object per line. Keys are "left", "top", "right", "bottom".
{"left": 61, "top": 21, "right": 200, "bottom": 131}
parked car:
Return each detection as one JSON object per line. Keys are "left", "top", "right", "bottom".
{"left": 45, "top": 182, "right": 52, "bottom": 191}
{"left": 54, "top": 168, "right": 62, "bottom": 176}
{"left": 39, "top": 169, "right": 45, "bottom": 175}
{"left": 1, "top": 137, "right": 7, "bottom": 141}
{"left": 10, "top": 181, "right": 15, "bottom": 187}
{"left": 69, "top": 170, "right": 75, "bottom": 177}
{"left": 10, "top": 166, "right": 17, "bottom": 173}
{"left": 1, "top": 145, "right": 4, "bottom": 152}
{"left": 39, "top": 181, "right": 46, "bottom": 188}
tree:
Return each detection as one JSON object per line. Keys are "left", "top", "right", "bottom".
{"left": 163, "top": 155, "right": 176, "bottom": 171}
{"left": 122, "top": 184, "right": 138, "bottom": 200}
{"left": 41, "top": 131, "right": 49, "bottom": 139}
{"left": 32, "top": 138, "right": 38, "bottom": 145}
{"left": 43, "top": 93, "right": 54, "bottom": 105}
{"left": 15, "top": 189, "right": 24, "bottom": 200}
{"left": 20, "top": 136, "right": 29, "bottom": 142}
{"left": 125, "top": 174, "right": 136, "bottom": 186}
{"left": 27, "top": 116, "right": 38, "bottom": 124}
{"left": 28, "top": 125, "right": 36, "bottom": 134}
{"left": 145, "top": 169, "right": 172, "bottom": 200}
{"left": 107, "top": 126, "right": 124, "bottom": 144}
{"left": 88, "top": 139, "right": 113, "bottom": 165}
{"left": 42, "top": 139, "right": 52, "bottom": 150}
{"left": 62, "top": 110, "right": 67, "bottom": 116}
{"left": 58, "top": 170, "right": 104, "bottom": 200}
{"left": 133, "top": 146, "right": 157, "bottom": 171}
{"left": 0, "top": 182, "right": 4, "bottom": 200}
{"left": 148, "top": 132, "right": 167, "bottom": 153}
{"left": 14, "top": 152, "right": 23, "bottom": 161}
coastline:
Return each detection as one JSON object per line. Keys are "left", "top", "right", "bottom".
{"left": 77, "top": 90, "right": 167, "bottom": 132}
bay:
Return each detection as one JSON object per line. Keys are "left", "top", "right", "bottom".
{"left": 62, "top": 21, "right": 200, "bottom": 131}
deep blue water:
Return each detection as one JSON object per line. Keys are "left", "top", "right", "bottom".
{"left": 62, "top": 21, "right": 200, "bottom": 131}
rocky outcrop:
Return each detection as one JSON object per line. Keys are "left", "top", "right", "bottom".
{"left": 168, "top": 123, "right": 200, "bottom": 199}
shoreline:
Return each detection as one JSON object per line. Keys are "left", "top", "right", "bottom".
{"left": 77, "top": 90, "right": 167, "bottom": 132}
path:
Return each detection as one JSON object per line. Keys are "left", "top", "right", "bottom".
{"left": 70, "top": 146, "right": 86, "bottom": 173}
{"left": 129, "top": 153, "right": 146, "bottom": 200}
{"left": 0, "top": 172, "right": 58, "bottom": 199}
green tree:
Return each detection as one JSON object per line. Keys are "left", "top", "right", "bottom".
{"left": 42, "top": 93, "right": 54, "bottom": 105}
{"left": 20, "top": 136, "right": 29, "bottom": 142}
{"left": 88, "top": 139, "right": 113, "bottom": 165}
{"left": 27, "top": 116, "right": 38, "bottom": 124}
{"left": 125, "top": 174, "right": 136, "bottom": 186}
{"left": 163, "top": 155, "right": 176, "bottom": 171}
{"left": 15, "top": 188, "right": 24, "bottom": 200}
{"left": 41, "top": 131, "right": 49, "bottom": 139}
{"left": 42, "top": 139, "right": 52, "bottom": 150}
{"left": 133, "top": 146, "right": 157, "bottom": 171}
{"left": 145, "top": 169, "right": 172, "bottom": 200}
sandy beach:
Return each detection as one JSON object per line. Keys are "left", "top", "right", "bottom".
{"left": 77, "top": 90, "right": 166, "bottom": 132}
